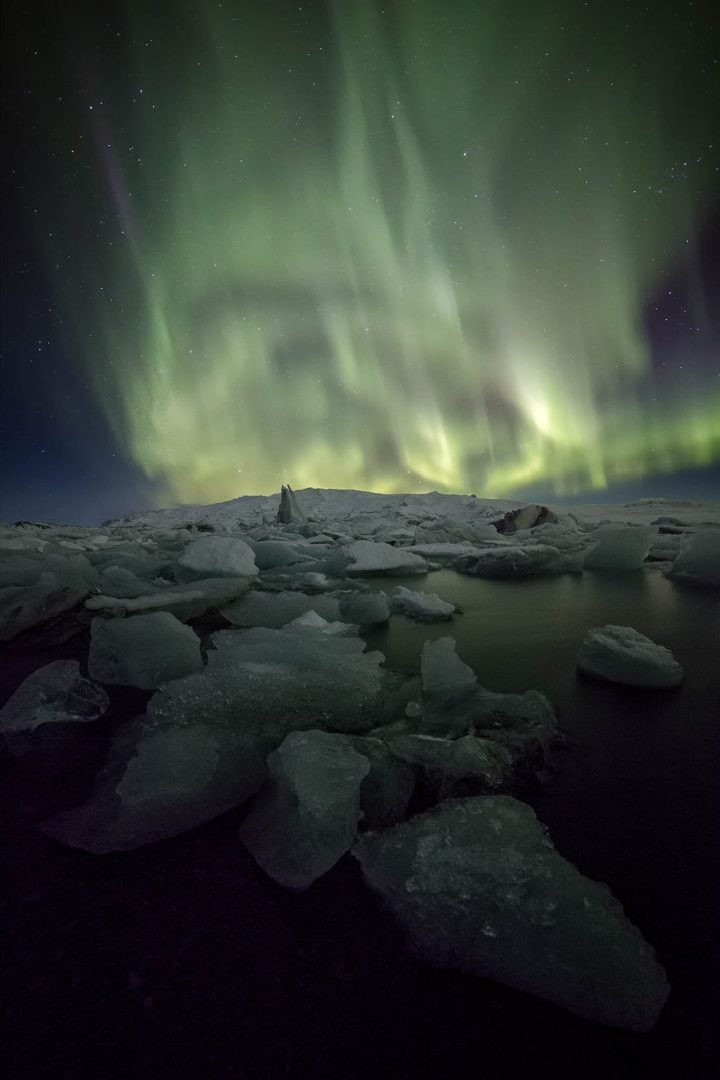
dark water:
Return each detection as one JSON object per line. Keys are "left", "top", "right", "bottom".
{"left": 2, "top": 567, "right": 719, "bottom": 1079}
{"left": 365, "top": 567, "right": 720, "bottom": 1068}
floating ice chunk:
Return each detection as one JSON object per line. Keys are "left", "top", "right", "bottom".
{"left": 338, "top": 590, "right": 391, "bottom": 626}
{"left": 474, "top": 687, "right": 560, "bottom": 778}
{"left": 354, "top": 796, "right": 670, "bottom": 1031}
{"left": 406, "top": 543, "right": 486, "bottom": 564}
{"left": 457, "top": 545, "right": 582, "bottom": 578}
{"left": 583, "top": 526, "right": 655, "bottom": 570}
{"left": 239, "top": 729, "right": 370, "bottom": 889}
{"left": 0, "top": 578, "right": 89, "bottom": 642}
{"left": 41, "top": 719, "right": 268, "bottom": 852}
{"left": 96, "top": 565, "right": 157, "bottom": 598}
{"left": 415, "top": 518, "right": 500, "bottom": 544}
{"left": 577, "top": 625, "right": 684, "bottom": 688}
{"left": 292, "top": 571, "right": 332, "bottom": 591}
{"left": 149, "top": 624, "right": 386, "bottom": 737}
{"left": 42, "top": 552, "right": 101, "bottom": 591}
{"left": 475, "top": 686, "right": 558, "bottom": 729}
{"left": 522, "top": 521, "right": 588, "bottom": 553}
{"left": 343, "top": 540, "right": 430, "bottom": 576}
{"left": 646, "top": 536, "right": 684, "bottom": 562}
{"left": 88, "top": 544, "right": 167, "bottom": 581}
{"left": 0, "top": 660, "right": 109, "bottom": 762}
{"left": 248, "top": 539, "right": 312, "bottom": 569}
{"left": 347, "top": 736, "right": 415, "bottom": 828}
{"left": 390, "top": 586, "right": 456, "bottom": 622}
{"left": 0, "top": 535, "right": 48, "bottom": 552}
{"left": 386, "top": 733, "right": 513, "bottom": 794}
{"left": 88, "top": 612, "right": 204, "bottom": 688}
{"left": 0, "top": 554, "right": 46, "bottom": 588}
{"left": 419, "top": 637, "right": 477, "bottom": 734}
{"left": 221, "top": 589, "right": 341, "bottom": 628}
{"left": 87, "top": 578, "right": 250, "bottom": 621}
{"left": 286, "top": 611, "right": 352, "bottom": 635}
{"left": 178, "top": 535, "right": 258, "bottom": 579}
{"left": 665, "top": 528, "right": 720, "bottom": 586}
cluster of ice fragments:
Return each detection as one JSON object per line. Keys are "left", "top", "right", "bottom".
{"left": 2, "top": 490, "right": 716, "bottom": 1031}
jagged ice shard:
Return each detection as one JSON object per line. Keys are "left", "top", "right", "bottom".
{"left": 39, "top": 2, "right": 719, "bottom": 507}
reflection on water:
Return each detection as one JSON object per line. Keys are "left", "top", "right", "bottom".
{"left": 364, "top": 567, "right": 720, "bottom": 1037}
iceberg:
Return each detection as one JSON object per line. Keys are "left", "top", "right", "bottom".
{"left": 665, "top": 528, "right": 720, "bottom": 587}
{"left": 86, "top": 577, "right": 250, "bottom": 621}
{"left": 221, "top": 588, "right": 341, "bottom": 628}
{"left": 178, "top": 535, "right": 258, "bottom": 579}
{"left": 0, "top": 660, "right": 108, "bottom": 736}
{"left": 354, "top": 796, "right": 670, "bottom": 1031}
{"left": 338, "top": 590, "right": 391, "bottom": 626}
{"left": 88, "top": 612, "right": 204, "bottom": 688}
{"left": 0, "top": 578, "right": 89, "bottom": 642}
{"left": 343, "top": 540, "right": 430, "bottom": 576}
{"left": 457, "top": 545, "right": 582, "bottom": 578}
{"left": 239, "top": 729, "right": 370, "bottom": 890}
{"left": 390, "top": 585, "right": 456, "bottom": 622}
{"left": 148, "top": 624, "right": 386, "bottom": 737}
{"left": 41, "top": 718, "right": 268, "bottom": 852}
{"left": 577, "top": 625, "right": 684, "bottom": 688}
{"left": 583, "top": 526, "right": 655, "bottom": 570}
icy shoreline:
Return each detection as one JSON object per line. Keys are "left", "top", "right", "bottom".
{"left": 2, "top": 487, "right": 719, "bottom": 1032}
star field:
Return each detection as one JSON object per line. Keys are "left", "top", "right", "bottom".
{"left": 2, "top": 0, "right": 719, "bottom": 520}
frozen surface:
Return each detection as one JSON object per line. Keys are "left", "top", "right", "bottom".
{"left": 354, "top": 796, "right": 670, "bottom": 1031}
{"left": 239, "top": 729, "right": 370, "bottom": 890}
{"left": 583, "top": 526, "right": 655, "bottom": 571}
{"left": 177, "top": 535, "right": 258, "bottom": 579}
{"left": 390, "top": 585, "right": 456, "bottom": 621}
{"left": 666, "top": 528, "right": 720, "bottom": 586}
{"left": 88, "top": 612, "right": 204, "bottom": 689}
{"left": 577, "top": 625, "right": 684, "bottom": 688}
{"left": 41, "top": 719, "right": 268, "bottom": 852}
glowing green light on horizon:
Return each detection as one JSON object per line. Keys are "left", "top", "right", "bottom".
{"left": 53, "top": 2, "right": 720, "bottom": 504}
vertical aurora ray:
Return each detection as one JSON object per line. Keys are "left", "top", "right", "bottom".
{"left": 47, "top": 1, "right": 720, "bottom": 503}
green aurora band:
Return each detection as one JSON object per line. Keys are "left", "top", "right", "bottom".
{"left": 54, "top": 1, "right": 720, "bottom": 504}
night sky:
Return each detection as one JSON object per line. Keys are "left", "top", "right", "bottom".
{"left": 2, "top": 0, "right": 719, "bottom": 525}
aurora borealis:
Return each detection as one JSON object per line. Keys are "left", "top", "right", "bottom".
{"left": 3, "top": 0, "right": 720, "bottom": 517}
